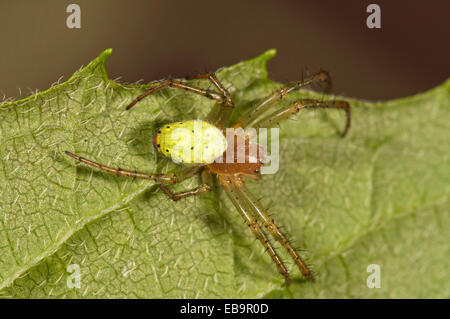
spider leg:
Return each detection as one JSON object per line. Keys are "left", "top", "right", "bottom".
{"left": 186, "top": 73, "right": 233, "bottom": 105}
{"left": 125, "top": 78, "right": 229, "bottom": 110}
{"left": 65, "top": 151, "right": 200, "bottom": 184}
{"left": 236, "top": 181, "right": 314, "bottom": 282}
{"left": 236, "top": 71, "right": 331, "bottom": 128}
{"left": 252, "top": 98, "right": 351, "bottom": 137}
{"left": 185, "top": 73, "right": 235, "bottom": 128}
{"left": 219, "top": 176, "right": 291, "bottom": 284}
{"left": 159, "top": 169, "right": 213, "bottom": 201}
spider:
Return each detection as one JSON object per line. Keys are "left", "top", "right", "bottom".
{"left": 65, "top": 70, "right": 350, "bottom": 284}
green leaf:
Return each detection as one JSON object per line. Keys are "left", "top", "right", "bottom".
{"left": 0, "top": 49, "right": 448, "bottom": 298}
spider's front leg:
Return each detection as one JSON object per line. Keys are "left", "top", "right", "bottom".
{"left": 236, "top": 71, "right": 332, "bottom": 128}
{"left": 219, "top": 176, "right": 291, "bottom": 284}
{"left": 65, "top": 151, "right": 200, "bottom": 184}
{"left": 253, "top": 98, "right": 351, "bottom": 137}
{"left": 236, "top": 182, "right": 314, "bottom": 282}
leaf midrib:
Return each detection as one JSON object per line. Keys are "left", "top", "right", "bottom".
{"left": 0, "top": 180, "right": 155, "bottom": 290}
{"left": 2, "top": 109, "right": 446, "bottom": 292}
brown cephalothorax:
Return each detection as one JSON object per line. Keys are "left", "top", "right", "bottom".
{"left": 65, "top": 70, "right": 350, "bottom": 284}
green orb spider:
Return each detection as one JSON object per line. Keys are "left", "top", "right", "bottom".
{"left": 65, "top": 70, "right": 350, "bottom": 284}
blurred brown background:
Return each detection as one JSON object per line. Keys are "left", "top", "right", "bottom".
{"left": 0, "top": 0, "right": 449, "bottom": 101}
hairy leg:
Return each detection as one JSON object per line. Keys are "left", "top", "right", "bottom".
{"left": 252, "top": 98, "right": 351, "bottom": 136}
{"left": 65, "top": 151, "right": 200, "bottom": 184}
{"left": 236, "top": 181, "right": 314, "bottom": 281}
{"left": 159, "top": 169, "right": 213, "bottom": 201}
{"left": 219, "top": 176, "right": 291, "bottom": 284}
{"left": 126, "top": 78, "right": 230, "bottom": 110}
{"left": 236, "top": 71, "right": 332, "bottom": 128}
{"left": 185, "top": 73, "right": 235, "bottom": 128}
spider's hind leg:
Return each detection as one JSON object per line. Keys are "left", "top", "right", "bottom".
{"left": 126, "top": 77, "right": 230, "bottom": 110}
{"left": 185, "top": 72, "right": 233, "bottom": 107}
{"left": 159, "top": 169, "right": 213, "bottom": 201}
{"left": 185, "top": 72, "right": 235, "bottom": 128}
{"left": 126, "top": 73, "right": 235, "bottom": 126}
{"left": 65, "top": 151, "right": 200, "bottom": 184}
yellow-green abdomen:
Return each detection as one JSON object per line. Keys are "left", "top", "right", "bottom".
{"left": 154, "top": 120, "right": 227, "bottom": 165}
